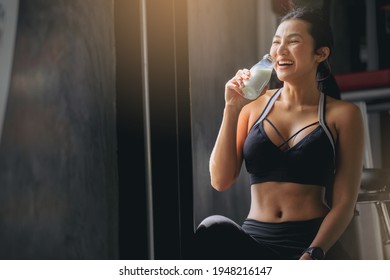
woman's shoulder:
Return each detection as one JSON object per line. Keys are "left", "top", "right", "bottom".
{"left": 238, "top": 89, "right": 280, "bottom": 133}
{"left": 326, "top": 96, "right": 363, "bottom": 128}
{"left": 327, "top": 96, "right": 361, "bottom": 115}
{"left": 243, "top": 88, "right": 280, "bottom": 112}
{"left": 241, "top": 88, "right": 280, "bottom": 125}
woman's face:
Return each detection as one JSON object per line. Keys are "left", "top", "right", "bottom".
{"left": 270, "top": 19, "right": 319, "bottom": 83}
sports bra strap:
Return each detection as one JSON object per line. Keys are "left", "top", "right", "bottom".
{"left": 255, "top": 88, "right": 283, "bottom": 126}
{"left": 279, "top": 121, "right": 319, "bottom": 148}
{"left": 253, "top": 89, "right": 336, "bottom": 165}
{"left": 318, "top": 92, "right": 336, "bottom": 166}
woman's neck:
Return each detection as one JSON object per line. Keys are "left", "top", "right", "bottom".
{"left": 281, "top": 81, "right": 320, "bottom": 106}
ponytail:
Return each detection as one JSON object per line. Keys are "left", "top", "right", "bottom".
{"left": 319, "top": 73, "right": 340, "bottom": 100}
{"left": 317, "top": 59, "right": 340, "bottom": 100}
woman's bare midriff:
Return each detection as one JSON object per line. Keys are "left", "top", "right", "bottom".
{"left": 247, "top": 182, "right": 330, "bottom": 222}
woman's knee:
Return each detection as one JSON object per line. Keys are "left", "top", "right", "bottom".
{"left": 194, "top": 215, "right": 246, "bottom": 259}
{"left": 196, "top": 215, "right": 241, "bottom": 232}
{"left": 195, "top": 215, "right": 249, "bottom": 248}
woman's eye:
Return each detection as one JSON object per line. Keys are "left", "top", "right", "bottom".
{"left": 290, "top": 40, "right": 299, "bottom": 44}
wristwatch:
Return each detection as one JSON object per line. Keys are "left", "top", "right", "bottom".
{"left": 303, "top": 247, "right": 325, "bottom": 260}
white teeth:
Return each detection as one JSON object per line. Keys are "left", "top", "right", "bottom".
{"left": 278, "top": 60, "right": 293, "bottom": 66}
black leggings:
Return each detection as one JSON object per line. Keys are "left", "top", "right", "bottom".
{"left": 193, "top": 215, "right": 349, "bottom": 260}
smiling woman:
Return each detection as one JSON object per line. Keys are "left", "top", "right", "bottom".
{"left": 193, "top": 6, "right": 364, "bottom": 260}
{"left": 271, "top": 10, "right": 338, "bottom": 99}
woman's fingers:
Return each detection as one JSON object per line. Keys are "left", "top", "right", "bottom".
{"left": 231, "top": 68, "right": 250, "bottom": 89}
{"left": 237, "top": 68, "right": 250, "bottom": 79}
{"left": 241, "top": 68, "right": 250, "bottom": 79}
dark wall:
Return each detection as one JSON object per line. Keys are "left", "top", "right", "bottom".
{"left": 0, "top": 0, "right": 118, "bottom": 259}
{"left": 188, "top": 0, "right": 259, "bottom": 226}
{"left": 146, "top": 0, "right": 193, "bottom": 259}
{"left": 115, "top": 0, "right": 193, "bottom": 260}
{"left": 115, "top": 0, "right": 148, "bottom": 260}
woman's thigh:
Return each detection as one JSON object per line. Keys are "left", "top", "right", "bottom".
{"left": 194, "top": 215, "right": 280, "bottom": 260}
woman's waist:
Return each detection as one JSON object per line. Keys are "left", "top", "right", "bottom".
{"left": 247, "top": 206, "right": 328, "bottom": 223}
{"left": 248, "top": 182, "right": 329, "bottom": 222}
{"left": 242, "top": 216, "right": 324, "bottom": 245}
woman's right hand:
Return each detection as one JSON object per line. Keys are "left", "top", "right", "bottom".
{"left": 224, "top": 69, "right": 252, "bottom": 109}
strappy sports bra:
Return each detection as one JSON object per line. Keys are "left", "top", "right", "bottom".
{"left": 243, "top": 88, "right": 336, "bottom": 188}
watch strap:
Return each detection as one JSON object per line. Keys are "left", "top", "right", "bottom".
{"left": 303, "top": 247, "right": 325, "bottom": 260}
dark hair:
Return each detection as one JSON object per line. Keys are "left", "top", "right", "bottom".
{"left": 280, "top": 7, "right": 340, "bottom": 99}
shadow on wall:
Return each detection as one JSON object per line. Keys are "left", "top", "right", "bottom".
{"left": 189, "top": 0, "right": 274, "bottom": 227}
{"left": 0, "top": 0, "right": 118, "bottom": 259}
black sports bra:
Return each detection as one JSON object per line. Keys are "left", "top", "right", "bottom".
{"left": 243, "top": 88, "right": 336, "bottom": 188}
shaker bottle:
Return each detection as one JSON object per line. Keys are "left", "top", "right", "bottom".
{"left": 241, "top": 54, "right": 275, "bottom": 100}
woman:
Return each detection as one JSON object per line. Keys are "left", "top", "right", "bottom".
{"left": 195, "top": 7, "right": 364, "bottom": 260}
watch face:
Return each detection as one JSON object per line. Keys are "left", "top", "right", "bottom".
{"left": 310, "top": 247, "right": 325, "bottom": 260}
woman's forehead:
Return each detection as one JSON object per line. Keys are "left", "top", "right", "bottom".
{"left": 274, "top": 19, "right": 310, "bottom": 37}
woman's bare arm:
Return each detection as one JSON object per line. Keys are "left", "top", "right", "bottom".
{"left": 301, "top": 101, "right": 364, "bottom": 259}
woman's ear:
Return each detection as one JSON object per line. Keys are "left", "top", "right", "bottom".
{"left": 315, "top": 47, "right": 330, "bottom": 63}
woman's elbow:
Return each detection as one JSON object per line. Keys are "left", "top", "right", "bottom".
{"left": 209, "top": 160, "right": 239, "bottom": 191}
{"left": 210, "top": 174, "right": 235, "bottom": 192}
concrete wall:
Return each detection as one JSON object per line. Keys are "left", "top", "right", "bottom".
{"left": 0, "top": 0, "right": 118, "bottom": 259}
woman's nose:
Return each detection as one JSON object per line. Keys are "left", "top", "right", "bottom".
{"left": 277, "top": 43, "right": 288, "bottom": 55}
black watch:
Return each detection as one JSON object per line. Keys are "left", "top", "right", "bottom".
{"left": 303, "top": 247, "right": 325, "bottom": 260}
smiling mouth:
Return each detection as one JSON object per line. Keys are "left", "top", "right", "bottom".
{"left": 278, "top": 60, "right": 294, "bottom": 66}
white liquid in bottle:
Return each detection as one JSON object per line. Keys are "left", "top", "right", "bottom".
{"left": 241, "top": 54, "right": 274, "bottom": 100}
{"left": 242, "top": 68, "right": 273, "bottom": 100}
